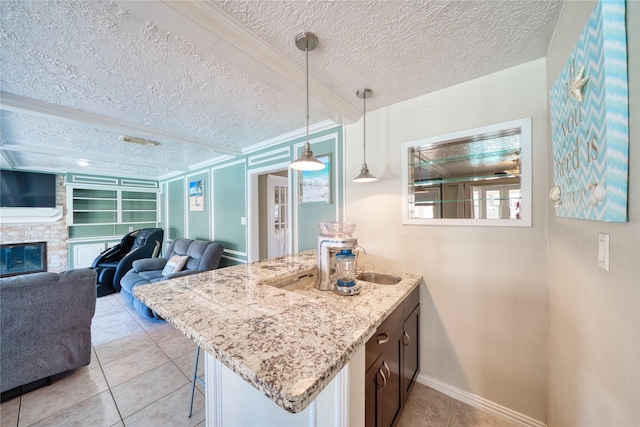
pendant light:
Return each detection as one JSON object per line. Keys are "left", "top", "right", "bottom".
{"left": 290, "top": 32, "right": 325, "bottom": 171}
{"left": 353, "top": 88, "right": 378, "bottom": 182}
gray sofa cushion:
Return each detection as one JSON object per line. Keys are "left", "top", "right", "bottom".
{"left": 0, "top": 269, "right": 97, "bottom": 393}
{"left": 120, "top": 238, "right": 223, "bottom": 318}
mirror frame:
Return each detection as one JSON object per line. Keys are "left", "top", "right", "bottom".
{"left": 401, "top": 117, "right": 532, "bottom": 227}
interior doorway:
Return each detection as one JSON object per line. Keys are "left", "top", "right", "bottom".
{"left": 248, "top": 163, "right": 291, "bottom": 262}
{"left": 266, "top": 174, "right": 289, "bottom": 258}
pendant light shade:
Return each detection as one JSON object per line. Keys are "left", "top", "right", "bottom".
{"left": 353, "top": 88, "right": 378, "bottom": 182}
{"left": 290, "top": 32, "right": 325, "bottom": 171}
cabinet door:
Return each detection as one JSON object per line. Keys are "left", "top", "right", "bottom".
{"left": 365, "top": 362, "right": 381, "bottom": 427}
{"left": 402, "top": 304, "right": 420, "bottom": 404}
{"left": 365, "top": 330, "right": 402, "bottom": 427}
{"left": 380, "top": 333, "right": 403, "bottom": 427}
{"left": 72, "top": 243, "right": 107, "bottom": 268}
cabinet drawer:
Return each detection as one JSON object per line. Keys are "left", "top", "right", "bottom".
{"left": 403, "top": 286, "right": 420, "bottom": 321}
{"left": 366, "top": 304, "right": 403, "bottom": 371}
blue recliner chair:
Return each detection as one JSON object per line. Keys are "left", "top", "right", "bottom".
{"left": 92, "top": 228, "right": 163, "bottom": 297}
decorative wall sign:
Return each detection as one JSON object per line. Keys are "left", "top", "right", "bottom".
{"left": 189, "top": 180, "right": 204, "bottom": 211}
{"left": 549, "top": 0, "right": 629, "bottom": 222}
{"left": 300, "top": 154, "right": 331, "bottom": 204}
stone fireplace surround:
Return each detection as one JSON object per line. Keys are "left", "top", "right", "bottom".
{"left": 0, "top": 175, "right": 68, "bottom": 273}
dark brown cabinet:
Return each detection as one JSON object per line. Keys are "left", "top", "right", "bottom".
{"left": 365, "top": 328, "right": 403, "bottom": 427}
{"left": 402, "top": 304, "right": 420, "bottom": 404}
{"left": 365, "top": 287, "right": 420, "bottom": 427}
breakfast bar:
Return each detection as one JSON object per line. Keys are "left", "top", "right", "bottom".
{"left": 133, "top": 250, "right": 421, "bottom": 426}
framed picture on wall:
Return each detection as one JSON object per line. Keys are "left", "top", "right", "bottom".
{"left": 300, "top": 153, "right": 331, "bottom": 204}
{"left": 189, "top": 180, "right": 204, "bottom": 211}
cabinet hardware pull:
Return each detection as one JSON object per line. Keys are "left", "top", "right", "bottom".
{"left": 378, "top": 367, "right": 387, "bottom": 390}
{"left": 377, "top": 333, "right": 389, "bottom": 344}
{"left": 403, "top": 331, "right": 411, "bottom": 347}
{"left": 382, "top": 361, "right": 391, "bottom": 379}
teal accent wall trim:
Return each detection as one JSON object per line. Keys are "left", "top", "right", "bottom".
{"left": 159, "top": 181, "right": 167, "bottom": 236}
{"left": 222, "top": 253, "right": 248, "bottom": 262}
{"left": 66, "top": 173, "right": 158, "bottom": 189}
{"left": 209, "top": 158, "right": 246, "bottom": 171}
{"left": 212, "top": 159, "right": 247, "bottom": 254}
{"left": 223, "top": 249, "right": 248, "bottom": 258}
{"left": 166, "top": 177, "right": 186, "bottom": 241}
{"left": 219, "top": 257, "right": 246, "bottom": 268}
{"left": 242, "top": 119, "right": 338, "bottom": 156}
{"left": 159, "top": 126, "right": 343, "bottom": 261}
{"left": 248, "top": 146, "right": 291, "bottom": 168}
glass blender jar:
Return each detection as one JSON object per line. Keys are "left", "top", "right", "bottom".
{"left": 334, "top": 249, "right": 361, "bottom": 296}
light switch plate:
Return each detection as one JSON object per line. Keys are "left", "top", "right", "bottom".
{"left": 598, "top": 233, "right": 610, "bottom": 272}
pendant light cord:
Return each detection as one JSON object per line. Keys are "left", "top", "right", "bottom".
{"left": 362, "top": 93, "right": 367, "bottom": 165}
{"left": 305, "top": 42, "right": 310, "bottom": 148}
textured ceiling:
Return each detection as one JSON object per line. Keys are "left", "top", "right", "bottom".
{"left": 0, "top": 0, "right": 562, "bottom": 179}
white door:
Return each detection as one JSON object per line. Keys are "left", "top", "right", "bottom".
{"left": 267, "top": 175, "right": 289, "bottom": 258}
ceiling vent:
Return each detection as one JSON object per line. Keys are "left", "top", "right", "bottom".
{"left": 119, "top": 135, "right": 160, "bottom": 147}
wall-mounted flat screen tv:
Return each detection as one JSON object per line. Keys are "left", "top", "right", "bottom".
{"left": 0, "top": 170, "right": 56, "bottom": 208}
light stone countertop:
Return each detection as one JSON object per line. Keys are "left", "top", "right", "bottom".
{"left": 133, "top": 250, "right": 422, "bottom": 413}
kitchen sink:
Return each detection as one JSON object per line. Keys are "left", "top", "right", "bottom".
{"left": 356, "top": 272, "right": 402, "bottom": 285}
{"left": 265, "top": 272, "right": 316, "bottom": 291}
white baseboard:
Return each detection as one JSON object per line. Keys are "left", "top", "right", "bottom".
{"left": 417, "top": 374, "right": 547, "bottom": 427}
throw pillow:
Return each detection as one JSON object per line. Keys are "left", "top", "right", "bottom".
{"left": 162, "top": 255, "right": 189, "bottom": 276}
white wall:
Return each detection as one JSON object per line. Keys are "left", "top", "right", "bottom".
{"left": 545, "top": 1, "right": 639, "bottom": 425}
{"left": 345, "top": 58, "right": 549, "bottom": 422}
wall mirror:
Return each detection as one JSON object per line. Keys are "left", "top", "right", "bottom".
{"left": 402, "top": 118, "right": 532, "bottom": 226}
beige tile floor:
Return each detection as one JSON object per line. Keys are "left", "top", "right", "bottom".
{"left": 1, "top": 292, "right": 516, "bottom": 427}
{"left": 1, "top": 293, "right": 205, "bottom": 427}
{"left": 398, "top": 383, "right": 518, "bottom": 427}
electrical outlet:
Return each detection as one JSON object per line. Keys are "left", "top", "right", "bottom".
{"left": 129, "top": 226, "right": 134, "bottom": 232}
{"left": 240, "top": 217, "right": 246, "bottom": 225}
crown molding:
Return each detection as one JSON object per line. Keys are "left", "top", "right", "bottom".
{"left": 242, "top": 120, "right": 338, "bottom": 155}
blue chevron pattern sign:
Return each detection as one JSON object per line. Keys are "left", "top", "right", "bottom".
{"left": 549, "top": 0, "right": 629, "bottom": 222}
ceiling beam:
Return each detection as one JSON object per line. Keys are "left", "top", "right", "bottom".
{"left": 0, "top": 143, "right": 188, "bottom": 172}
{"left": 0, "top": 92, "right": 242, "bottom": 156}
{"left": 154, "top": 1, "right": 361, "bottom": 125}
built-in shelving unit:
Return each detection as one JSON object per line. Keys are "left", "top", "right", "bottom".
{"left": 65, "top": 174, "right": 160, "bottom": 269}
{"left": 70, "top": 188, "right": 118, "bottom": 225}
{"left": 68, "top": 187, "right": 158, "bottom": 226}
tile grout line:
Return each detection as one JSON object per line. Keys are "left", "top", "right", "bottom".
{"left": 116, "top": 294, "right": 197, "bottom": 384}
{"left": 94, "top": 294, "right": 158, "bottom": 426}
{"left": 92, "top": 343, "right": 126, "bottom": 426}
{"left": 109, "top": 294, "right": 198, "bottom": 424}
{"left": 20, "top": 351, "right": 115, "bottom": 425}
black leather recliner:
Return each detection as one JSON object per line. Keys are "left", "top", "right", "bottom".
{"left": 92, "top": 228, "right": 163, "bottom": 297}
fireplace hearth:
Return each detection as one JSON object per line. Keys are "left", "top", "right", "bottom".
{"left": 0, "top": 242, "right": 47, "bottom": 277}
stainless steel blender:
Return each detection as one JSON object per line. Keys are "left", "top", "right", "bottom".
{"left": 315, "top": 222, "right": 360, "bottom": 295}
